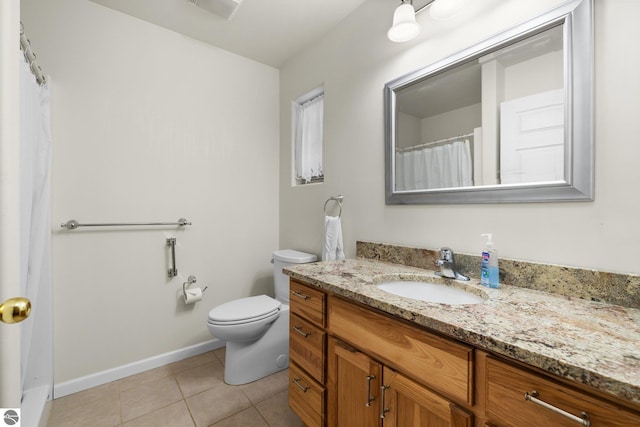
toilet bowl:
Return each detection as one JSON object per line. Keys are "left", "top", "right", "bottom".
{"left": 207, "top": 295, "right": 281, "bottom": 342}
{"left": 207, "top": 249, "right": 317, "bottom": 385}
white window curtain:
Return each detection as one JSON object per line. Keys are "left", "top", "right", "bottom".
{"left": 396, "top": 139, "right": 472, "bottom": 191}
{"left": 295, "top": 95, "right": 323, "bottom": 183}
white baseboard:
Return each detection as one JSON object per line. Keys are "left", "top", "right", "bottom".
{"left": 53, "top": 339, "right": 224, "bottom": 399}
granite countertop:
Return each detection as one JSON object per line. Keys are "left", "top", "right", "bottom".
{"left": 284, "top": 258, "right": 640, "bottom": 406}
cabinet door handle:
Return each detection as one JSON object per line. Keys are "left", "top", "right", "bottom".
{"left": 292, "top": 377, "right": 310, "bottom": 393}
{"left": 365, "top": 375, "right": 376, "bottom": 407}
{"left": 292, "top": 325, "right": 311, "bottom": 337}
{"left": 292, "top": 290, "right": 310, "bottom": 301}
{"left": 524, "top": 391, "right": 591, "bottom": 426}
{"left": 380, "top": 385, "right": 390, "bottom": 419}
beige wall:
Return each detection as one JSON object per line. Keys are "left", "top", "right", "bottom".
{"left": 421, "top": 103, "right": 481, "bottom": 143}
{"left": 397, "top": 112, "right": 421, "bottom": 149}
{"left": 279, "top": 0, "right": 640, "bottom": 276}
{"left": 22, "top": 0, "right": 280, "bottom": 383}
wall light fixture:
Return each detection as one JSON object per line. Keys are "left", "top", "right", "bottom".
{"left": 387, "top": 0, "right": 421, "bottom": 43}
{"left": 387, "top": 0, "right": 465, "bottom": 43}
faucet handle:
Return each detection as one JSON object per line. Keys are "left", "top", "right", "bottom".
{"left": 438, "top": 247, "right": 454, "bottom": 263}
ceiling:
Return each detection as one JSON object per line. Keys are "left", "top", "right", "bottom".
{"left": 88, "top": 0, "right": 375, "bottom": 68}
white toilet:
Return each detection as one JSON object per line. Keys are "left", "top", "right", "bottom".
{"left": 207, "top": 249, "right": 317, "bottom": 385}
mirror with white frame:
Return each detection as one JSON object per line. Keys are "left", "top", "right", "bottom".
{"left": 384, "top": 0, "right": 593, "bottom": 204}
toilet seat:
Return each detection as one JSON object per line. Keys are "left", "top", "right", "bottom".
{"left": 208, "top": 295, "right": 281, "bottom": 326}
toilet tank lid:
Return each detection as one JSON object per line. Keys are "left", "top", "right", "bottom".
{"left": 272, "top": 249, "right": 317, "bottom": 264}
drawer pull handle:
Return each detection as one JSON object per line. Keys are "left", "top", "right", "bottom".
{"left": 380, "top": 385, "right": 390, "bottom": 419}
{"left": 292, "top": 290, "right": 310, "bottom": 301}
{"left": 525, "top": 391, "right": 591, "bottom": 426}
{"left": 292, "top": 325, "right": 311, "bottom": 337}
{"left": 365, "top": 375, "right": 376, "bottom": 407}
{"left": 292, "top": 377, "right": 310, "bottom": 393}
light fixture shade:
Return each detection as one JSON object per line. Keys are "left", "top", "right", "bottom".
{"left": 429, "top": 0, "right": 463, "bottom": 21}
{"left": 387, "top": 3, "right": 420, "bottom": 43}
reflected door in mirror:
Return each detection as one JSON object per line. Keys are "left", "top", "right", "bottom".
{"left": 500, "top": 89, "right": 565, "bottom": 184}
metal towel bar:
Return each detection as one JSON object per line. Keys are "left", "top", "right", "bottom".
{"left": 61, "top": 218, "right": 192, "bottom": 230}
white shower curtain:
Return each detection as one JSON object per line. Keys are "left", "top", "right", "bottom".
{"left": 19, "top": 50, "right": 52, "bottom": 396}
{"left": 396, "top": 139, "right": 473, "bottom": 191}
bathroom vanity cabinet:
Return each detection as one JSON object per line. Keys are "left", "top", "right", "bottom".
{"left": 288, "top": 279, "right": 640, "bottom": 427}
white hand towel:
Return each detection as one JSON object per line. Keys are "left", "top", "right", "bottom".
{"left": 322, "top": 215, "right": 345, "bottom": 261}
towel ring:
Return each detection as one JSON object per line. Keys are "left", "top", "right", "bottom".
{"left": 324, "top": 195, "right": 343, "bottom": 218}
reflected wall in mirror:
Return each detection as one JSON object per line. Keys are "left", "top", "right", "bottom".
{"left": 384, "top": 0, "right": 593, "bottom": 204}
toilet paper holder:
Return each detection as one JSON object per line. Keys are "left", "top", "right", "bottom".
{"left": 183, "top": 275, "right": 207, "bottom": 299}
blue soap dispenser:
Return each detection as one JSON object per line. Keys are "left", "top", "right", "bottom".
{"left": 480, "top": 233, "right": 499, "bottom": 288}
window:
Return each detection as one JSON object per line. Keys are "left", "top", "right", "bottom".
{"left": 293, "top": 87, "right": 324, "bottom": 184}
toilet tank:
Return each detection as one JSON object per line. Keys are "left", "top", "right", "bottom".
{"left": 272, "top": 250, "right": 317, "bottom": 304}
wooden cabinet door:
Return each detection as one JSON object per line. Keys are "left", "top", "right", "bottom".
{"left": 328, "top": 337, "right": 382, "bottom": 427}
{"left": 383, "top": 367, "right": 473, "bottom": 427}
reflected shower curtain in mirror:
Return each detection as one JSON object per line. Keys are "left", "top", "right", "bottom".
{"left": 396, "top": 139, "right": 473, "bottom": 191}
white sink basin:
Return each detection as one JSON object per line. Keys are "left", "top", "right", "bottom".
{"left": 376, "top": 281, "right": 485, "bottom": 305}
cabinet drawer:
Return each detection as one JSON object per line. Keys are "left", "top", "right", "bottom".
{"left": 486, "top": 357, "right": 640, "bottom": 427}
{"left": 329, "top": 296, "right": 474, "bottom": 405}
{"left": 290, "top": 280, "right": 326, "bottom": 327}
{"left": 289, "top": 362, "right": 325, "bottom": 427}
{"left": 290, "top": 313, "right": 326, "bottom": 383}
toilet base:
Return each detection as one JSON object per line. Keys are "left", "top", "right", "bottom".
{"left": 223, "top": 306, "right": 290, "bottom": 385}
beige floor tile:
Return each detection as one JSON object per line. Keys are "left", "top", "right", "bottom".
{"left": 47, "top": 349, "right": 300, "bottom": 427}
{"left": 117, "top": 364, "right": 175, "bottom": 392}
{"left": 238, "top": 369, "right": 289, "bottom": 404}
{"left": 47, "top": 394, "right": 121, "bottom": 427}
{"left": 186, "top": 383, "right": 252, "bottom": 427}
{"left": 50, "top": 381, "right": 119, "bottom": 415}
{"left": 212, "top": 347, "right": 226, "bottom": 365}
{"left": 120, "top": 376, "right": 183, "bottom": 422}
{"left": 175, "top": 360, "right": 225, "bottom": 397}
{"left": 211, "top": 406, "right": 268, "bottom": 427}
{"left": 122, "top": 401, "right": 194, "bottom": 427}
{"left": 168, "top": 350, "right": 219, "bottom": 375}
{"left": 255, "top": 390, "right": 304, "bottom": 427}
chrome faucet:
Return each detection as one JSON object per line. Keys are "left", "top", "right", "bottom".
{"left": 435, "top": 248, "right": 470, "bottom": 281}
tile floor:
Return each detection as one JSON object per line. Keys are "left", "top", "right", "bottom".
{"left": 46, "top": 347, "right": 304, "bottom": 427}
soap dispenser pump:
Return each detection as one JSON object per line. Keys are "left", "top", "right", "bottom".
{"left": 480, "top": 233, "right": 499, "bottom": 288}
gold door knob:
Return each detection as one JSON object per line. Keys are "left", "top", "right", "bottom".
{"left": 0, "top": 297, "right": 31, "bottom": 324}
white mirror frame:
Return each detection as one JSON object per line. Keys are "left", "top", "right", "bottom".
{"left": 384, "top": 0, "right": 593, "bottom": 204}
